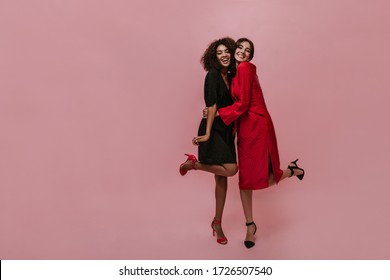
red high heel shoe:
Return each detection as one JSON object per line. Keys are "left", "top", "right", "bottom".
{"left": 179, "top": 154, "right": 198, "bottom": 176}
{"left": 211, "top": 219, "right": 228, "bottom": 245}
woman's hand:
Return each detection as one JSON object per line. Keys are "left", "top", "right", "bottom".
{"left": 192, "top": 134, "right": 210, "bottom": 145}
{"left": 202, "top": 107, "right": 208, "bottom": 118}
{"left": 195, "top": 104, "right": 215, "bottom": 145}
{"left": 203, "top": 107, "right": 219, "bottom": 118}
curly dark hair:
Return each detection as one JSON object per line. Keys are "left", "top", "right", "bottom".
{"left": 200, "top": 37, "right": 236, "bottom": 72}
{"left": 236, "top": 37, "right": 255, "bottom": 61}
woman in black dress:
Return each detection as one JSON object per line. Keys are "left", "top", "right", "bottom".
{"left": 179, "top": 37, "right": 237, "bottom": 245}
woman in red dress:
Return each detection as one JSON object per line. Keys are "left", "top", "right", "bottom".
{"left": 218, "top": 38, "right": 305, "bottom": 248}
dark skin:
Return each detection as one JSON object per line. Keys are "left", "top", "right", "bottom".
{"left": 180, "top": 43, "right": 238, "bottom": 244}
{"left": 202, "top": 40, "right": 304, "bottom": 246}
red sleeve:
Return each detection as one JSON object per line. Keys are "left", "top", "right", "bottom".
{"left": 219, "top": 62, "right": 254, "bottom": 126}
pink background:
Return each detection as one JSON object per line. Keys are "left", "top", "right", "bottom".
{"left": 1, "top": 0, "right": 389, "bottom": 259}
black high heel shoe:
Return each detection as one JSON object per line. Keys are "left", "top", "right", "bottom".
{"left": 288, "top": 159, "right": 305, "bottom": 180}
{"left": 244, "top": 221, "right": 257, "bottom": 249}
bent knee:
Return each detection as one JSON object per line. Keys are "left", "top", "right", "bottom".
{"left": 227, "top": 165, "right": 238, "bottom": 177}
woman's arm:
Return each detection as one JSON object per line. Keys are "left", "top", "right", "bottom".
{"left": 203, "top": 107, "right": 219, "bottom": 118}
{"left": 193, "top": 104, "right": 217, "bottom": 145}
{"left": 218, "top": 62, "right": 254, "bottom": 126}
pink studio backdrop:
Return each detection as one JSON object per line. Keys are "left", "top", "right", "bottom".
{"left": 1, "top": 0, "right": 389, "bottom": 259}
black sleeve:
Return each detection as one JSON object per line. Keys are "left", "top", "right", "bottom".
{"left": 204, "top": 70, "right": 219, "bottom": 107}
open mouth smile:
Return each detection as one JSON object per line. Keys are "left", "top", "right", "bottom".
{"left": 221, "top": 58, "right": 230, "bottom": 64}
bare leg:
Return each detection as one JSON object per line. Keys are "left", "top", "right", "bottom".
{"left": 212, "top": 175, "right": 228, "bottom": 242}
{"left": 240, "top": 189, "right": 256, "bottom": 243}
{"left": 268, "top": 169, "right": 292, "bottom": 186}
{"left": 180, "top": 159, "right": 238, "bottom": 177}
{"left": 267, "top": 152, "right": 304, "bottom": 186}
{"left": 196, "top": 162, "right": 238, "bottom": 177}
{"left": 268, "top": 165, "right": 304, "bottom": 186}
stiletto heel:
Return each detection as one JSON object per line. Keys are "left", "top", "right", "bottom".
{"left": 211, "top": 219, "right": 228, "bottom": 245}
{"left": 288, "top": 158, "right": 305, "bottom": 180}
{"left": 244, "top": 221, "right": 257, "bottom": 249}
{"left": 179, "top": 154, "right": 198, "bottom": 176}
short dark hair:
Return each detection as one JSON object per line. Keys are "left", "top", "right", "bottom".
{"left": 236, "top": 37, "right": 255, "bottom": 61}
{"left": 201, "top": 37, "right": 236, "bottom": 71}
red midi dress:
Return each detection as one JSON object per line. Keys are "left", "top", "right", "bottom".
{"left": 218, "top": 62, "right": 283, "bottom": 190}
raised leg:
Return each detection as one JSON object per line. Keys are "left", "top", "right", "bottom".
{"left": 268, "top": 162, "right": 304, "bottom": 186}
{"left": 179, "top": 153, "right": 238, "bottom": 177}
{"left": 195, "top": 162, "right": 238, "bottom": 177}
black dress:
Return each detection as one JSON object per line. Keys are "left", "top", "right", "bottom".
{"left": 197, "top": 69, "right": 236, "bottom": 164}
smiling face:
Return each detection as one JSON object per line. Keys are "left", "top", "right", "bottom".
{"left": 216, "top": 44, "right": 231, "bottom": 68}
{"left": 235, "top": 41, "right": 252, "bottom": 63}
